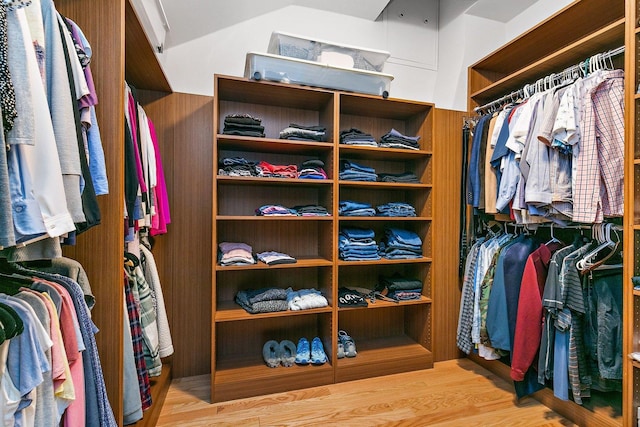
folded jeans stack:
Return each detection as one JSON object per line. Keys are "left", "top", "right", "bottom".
{"left": 376, "top": 202, "right": 416, "bottom": 217}
{"left": 340, "top": 128, "right": 377, "bottom": 147}
{"left": 339, "top": 227, "right": 380, "bottom": 261}
{"left": 379, "top": 128, "right": 420, "bottom": 150}
{"left": 279, "top": 123, "right": 327, "bottom": 142}
{"left": 235, "top": 287, "right": 289, "bottom": 314}
{"left": 379, "top": 228, "right": 422, "bottom": 259}
{"left": 339, "top": 160, "right": 377, "bottom": 182}
{"left": 339, "top": 200, "right": 376, "bottom": 217}
{"left": 223, "top": 114, "right": 265, "bottom": 137}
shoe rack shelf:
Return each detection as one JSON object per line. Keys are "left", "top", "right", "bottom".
{"left": 212, "top": 74, "right": 434, "bottom": 403}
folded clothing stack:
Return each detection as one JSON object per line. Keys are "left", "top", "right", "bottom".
{"left": 378, "top": 228, "right": 422, "bottom": 259}
{"left": 377, "top": 275, "right": 423, "bottom": 301}
{"left": 287, "top": 289, "right": 328, "bottom": 310}
{"left": 235, "top": 287, "right": 289, "bottom": 314}
{"left": 291, "top": 205, "right": 330, "bottom": 216}
{"left": 377, "top": 171, "right": 419, "bottom": 183}
{"left": 256, "top": 205, "right": 298, "bottom": 216}
{"left": 256, "top": 161, "right": 298, "bottom": 178}
{"left": 218, "top": 242, "right": 256, "bottom": 266}
{"left": 340, "top": 128, "right": 377, "bottom": 147}
{"left": 376, "top": 202, "right": 416, "bottom": 217}
{"left": 257, "top": 251, "right": 297, "bottom": 265}
{"left": 218, "top": 157, "right": 257, "bottom": 177}
{"left": 339, "top": 200, "right": 376, "bottom": 217}
{"left": 379, "top": 128, "right": 420, "bottom": 150}
{"left": 338, "top": 227, "right": 380, "bottom": 261}
{"left": 339, "top": 160, "right": 377, "bottom": 182}
{"left": 223, "top": 114, "right": 265, "bottom": 137}
{"left": 279, "top": 123, "right": 327, "bottom": 142}
{"left": 298, "top": 159, "right": 327, "bottom": 179}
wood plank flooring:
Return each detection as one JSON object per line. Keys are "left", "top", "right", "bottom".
{"left": 156, "top": 358, "right": 575, "bottom": 426}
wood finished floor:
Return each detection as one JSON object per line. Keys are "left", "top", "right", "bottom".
{"left": 156, "top": 358, "right": 575, "bottom": 426}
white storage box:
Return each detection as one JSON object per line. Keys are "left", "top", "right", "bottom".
{"left": 268, "top": 31, "right": 390, "bottom": 73}
{"left": 244, "top": 52, "right": 393, "bottom": 97}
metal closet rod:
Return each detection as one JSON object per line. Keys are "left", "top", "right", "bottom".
{"left": 473, "top": 45, "right": 625, "bottom": 115}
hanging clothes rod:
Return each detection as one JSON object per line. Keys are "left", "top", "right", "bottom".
{"left": 473, "top": 45, "right": 625, "bottom": 115}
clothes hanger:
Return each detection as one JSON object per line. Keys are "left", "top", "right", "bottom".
{"left": 576, "top": 223, "right": 616, "bottom": 271}
{"left": 545, "top": 223, "right": 561, "bottom": 245}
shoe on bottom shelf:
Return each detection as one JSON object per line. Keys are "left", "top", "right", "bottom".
{"left": 338, "top": 330, "right": 357, "bottom": 358}
{"left": 295, "top": 337, "right": 310, "bottom": 365}
{"left": 262, "top": 340, "right": 281, "bottom": 368}
{"left": 279, "top": 340, "right": 297, "bottom": 367}
{"left": 310, "top": 337, "right": 328, "bottom": 365}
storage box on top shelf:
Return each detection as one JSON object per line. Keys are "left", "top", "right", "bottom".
{"left": 268, "top": 31, "right": 391, "bottom": 73}
{"left": 244, "top": 52, "right": 393, "bottom": 98}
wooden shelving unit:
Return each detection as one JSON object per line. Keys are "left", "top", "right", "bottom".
{"left": 211, "top": 74, "right": 434, "bottom": 403}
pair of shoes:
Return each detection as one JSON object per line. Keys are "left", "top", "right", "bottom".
{"left": 295, "top": 337, "right": 328, "bottom": 365}
{"left": 263, "top": 340, "right": 297, "bottom": 368}
{"left": 338, "top": 330, "right": 357, "bottom": 358}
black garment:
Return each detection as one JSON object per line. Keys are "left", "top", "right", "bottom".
{"left": 124, "top": 120, "right": 140, "bottom": 227}
{"left": 459, "top": 125, "right": 470, "bottom": 277}
{"left": 340, "top": 128, "right": 376, "bottom": 145}
{"left": 0, "top": 4, "right": 17, "bottom": 133}
{"left": 377, "top": 172, "right": 419, "bottom": 183}
{"left": 58, "top": 19, "right": 100, "bottom": 234}
{"left": 338, "top": 287, "right": 367, "bottom": 307}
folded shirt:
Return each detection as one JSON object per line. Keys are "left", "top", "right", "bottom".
{"left": 257, "top": 251, "right": 297, "bottom": 265}
{"left": 338, "top": 287, "right": 368, "bottom": 307}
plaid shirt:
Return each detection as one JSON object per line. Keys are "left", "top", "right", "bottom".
{"left": 573, "top": 70, "right": 624, "bottom": 223}
{"left": 125, "top": 274, "right": 152, "bottom": 411}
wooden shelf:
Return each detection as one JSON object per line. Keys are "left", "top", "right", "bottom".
{"left": 338, "top": 181, "right": 431, "bottom": 190}
{"left": 339, "top": 145, "right": 431, "bottom": 160}
{"left": 335, "top": 335, "right": 433, "bottom": 383}
{"left": 633, "top": 289, "right": 640, "bottom": 297}
{"left": 338, "top": 296, "right": 433, "bottom": 311}
{"left": 217, "top": 135, "right": 333, "bottom": 153}
{"left": 217, "top": 215, "right": 333, "bottom": 221}
{"left": 339, "top": 94, "right": 434, "bottom": 119}
{"left": 213, "top": 355, "right": 334, "bottom": 402}
{"left": 216, "top": 257, "right": 333, "bottom": 271}
{"left": 338, "top": 257, "right": 432, "bottom": 267}
{"left": 216, "top": 302, "right": 332, "bottom": 322}
{"left": 338, "top": 216, "right": 432, "bottom": 221}
{"left": 470, "top": 18, "right": 624, "bottom": 103}
{"left": 217, "top": 176, "right": 333, "bottom": 187}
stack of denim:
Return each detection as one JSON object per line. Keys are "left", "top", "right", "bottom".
{"left": 339, "top": 200, "right": 376, "bottom": 217}
{"left": 339, "top": 160, "right": 377, "bottom": 182}
{"left": 223, "top": 114, "right": 265, "bottom": 137}
{"left": 298, "top": 159, "right": 327, "bottom": 179}
{"left": 279, "top": 123, "right": 327, "bottom": 142}
{"left": 255, "top": 205, "right": 298, "bottom": 216}
{"left": 340, "top": 128, "right": 377, "bottom": 147}
{"left": 377, "top": 275, "right": 423, "bottom": 301}
{"left": 379, "top": 228, "right": 422, "bottom": 259}
{"left": 376, "top": 202, "right": 416, "bottom": 217}
{"left": 291, "top": 205, "right": 329, "bottom": 216}
{"left": 377, "top": 172, "right": 419, "bottom": 183}
{"left": 379, "top": 128, "right": 420, "bottom": 150}
{"left": 339, "top": 227, "right": 380, "bottom": 261}
{"left": 218, "top": 157, "right": 257, "bottom": 177}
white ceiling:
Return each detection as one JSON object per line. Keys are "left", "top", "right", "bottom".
{"left": 464, "top": 0, "right": 539, "bottom": 23}
{"left": 159, "top": 0, "right": 540, "bottom": 50}
{"left": 162, "top": 0, "right": 391, "bottom": 49}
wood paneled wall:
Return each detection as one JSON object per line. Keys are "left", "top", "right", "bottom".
{"left": 136, "top": 91, "right": 214, "bottom": 378}
{"left": 56, "top": 0, "right": 126, "bottom": 422}
{"left": 432, "top": 108, "right": 465, "bottom": 362}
